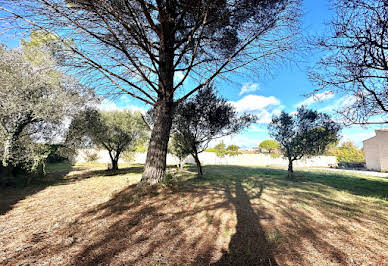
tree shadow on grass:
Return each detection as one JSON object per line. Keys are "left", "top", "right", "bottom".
{"left": 0, "top": 164, "right": 144, "bottom": 215}
{"left": 2, "top": 164, "right": 387, "bottom": 265}
{"left": 200, "top": 165, "right": 388, "bottom": 200}
{"left": 212, "top": 180, "right": 277, "bottom": 265}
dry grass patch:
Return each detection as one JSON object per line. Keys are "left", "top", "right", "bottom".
{"left": 0, "top": 164, "right": 387, "bottom": 265}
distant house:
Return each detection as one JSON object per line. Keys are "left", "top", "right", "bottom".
{"left": 363, "top": 129, "right": 388, "bottom": 171}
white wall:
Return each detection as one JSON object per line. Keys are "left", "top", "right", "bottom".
{"left": 75, "top": 149, "right": 337, "bottom": 168}
{"left": 185, "top": 152, "right": 337, "bottom": 168}
{"left": 363, "top": 130, "right": 388, "bottom": 171}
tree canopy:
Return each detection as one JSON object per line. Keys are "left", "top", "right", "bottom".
{"left": 259, "top": 140, "right": 280, "bottom": 153}
{"left": 269, "top": 107, "right": 340, "bottom": 178}
{"left": 0, "top": 0, "right": 301, "bottom": 183}
{"left": 171, "top": 84, "right": 254, "bottom": 175}
{"left": 310, "top": 0, "right": 387, "bottom": 125}
{"left": 0, "top": 34, "right": 91, "bottom": 179}
{"left": 67, "top": 109, "right": 149, "bottom": 170}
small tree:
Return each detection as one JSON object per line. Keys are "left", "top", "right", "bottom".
{"left": 214, "top": 142, "right": 228, "bottom": 158}
{"left": 226, "top": 145, "right": 241, "bottom": 156}
{"left": 172, "top": 85, "right": 255, "bottom": 176}
{"left": 269, "top": 107, "right": 340, "bottom": 179}
{"left": 68, "top": 109, "right": 148, "bottom": 171}
{"left": 169, "top": 133, "right": 191, "bottom": 170}
{"left": 259, "top": 140, "right": 280, "bottom": 153}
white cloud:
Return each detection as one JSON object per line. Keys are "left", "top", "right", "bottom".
{"left": 229, "top": 94, "right": 282, "bottom": 124}
{"left": 99, "top": 99, "right": 147, "bottom": 114}
{"left": 296, "top": 91, "right": 334, "bottom": 108}
{"left": 230, "top": 94, "right": 281, "bottom": 113}
{"left": 319, "top": 95, "right": 356, "bottom": 114}
{"left": 239, "top": 82, "right": 260, "bottom": 96}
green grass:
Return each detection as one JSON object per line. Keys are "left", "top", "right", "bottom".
{"left": 2, "top": 162, "right": 388, "bottom": 265}
{"left": 186, "top": 165, "right": 388, "bottom": 200}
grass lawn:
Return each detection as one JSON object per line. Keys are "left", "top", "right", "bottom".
{"left": 0, "top": 163, "right": 387, "bottom": 265}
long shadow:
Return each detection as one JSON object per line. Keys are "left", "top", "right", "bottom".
{"left": 0, "top": 163, "right": 144, "bottom": 215}
{"left": 3, "top": 164, "right": 387, "bottom": 265}
{"left": 198, "top": 165, "right": 388, "bottom": 200}
{"left": 213, "top": 180, "right": 277, "bottom": 265}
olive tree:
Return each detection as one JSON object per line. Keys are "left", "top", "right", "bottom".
{"left": 172, "top": 85, "right": 255, "bottom": 176}
{"left": 1, "top": 0, "right": 301, "bottom": 183}
{"left": 268, "top": 107, "right": 340, "bottom": 178}
{"left": 68, "top": 109, "right": 149, "bottom": 170}
{"left": 0, "top": 39, "right": 91, "bottom": 177}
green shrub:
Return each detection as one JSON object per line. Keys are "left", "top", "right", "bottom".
{"left": 326, "top": 141, "right": 364, "bottom": 163}
{"left": 161, "top": 173, "right": 176, "bottom": 188}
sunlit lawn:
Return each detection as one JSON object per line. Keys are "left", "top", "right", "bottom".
{"left": 0, "top": 163, "right": 387, "bottom": 265}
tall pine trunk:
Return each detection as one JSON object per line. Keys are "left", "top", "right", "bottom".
{"left": 141, "top": 99, "right": 174, "bottom": 184}
{"left": 141, "top": 4, "right": 175, "bottom": 184}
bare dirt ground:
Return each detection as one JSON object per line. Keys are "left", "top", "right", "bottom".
{"left": 1, "top": 164, "right": 387, "bottom": 265}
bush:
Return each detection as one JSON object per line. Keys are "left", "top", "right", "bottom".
{"left": 326, "top": 141, "right": 364, "bottom": 163}
{"left": 161, "top": 173, "right": 177, "bottom": 189}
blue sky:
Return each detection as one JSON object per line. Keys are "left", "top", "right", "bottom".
{"left": 3, "top": 0, "right": 386, "bottom": 148}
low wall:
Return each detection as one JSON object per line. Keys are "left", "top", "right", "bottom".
{"left": 75, "top": 149, "right": 337, "bottom": 168}
{"left": 75, "top": 149, "right": 180, "bottom": 165}
{"left": 186, "top": 152, "right": 337, "bottom": 168}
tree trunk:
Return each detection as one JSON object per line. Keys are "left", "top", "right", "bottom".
{"left": 141, "top": 4, "right": 176, "bottom": 184}
{"left": 112, "top": 159, "right": 118, "bottom": 171}
{"left": 141, "top": 99, "right": 174, "bottom": 184}
{"left": 193, "top": 152, "right": 203, "bottom": 177}
{"left": 287, "top": 158, "right": 294, "bottom": 179}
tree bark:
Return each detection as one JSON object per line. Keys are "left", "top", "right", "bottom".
{"left": 141, "top": 5, "right": 175, "bottom": 184}
{"left": 108, "top": 150, "right": 119, "bottom": 171}
{"left": 193, "top": 152, "right": 203, "bottom": 177}
{"left": 112, "top": 159, "right": 118, "bottom": 171}
{"left": 141, "top": 99, "right": 174, "bottom": 184}
{"left": 287, "top": 158, "right": 294, "bottom": 179}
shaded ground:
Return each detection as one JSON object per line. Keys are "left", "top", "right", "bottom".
{"left": 0, "top": 164, "right": 387, "bottom": 265}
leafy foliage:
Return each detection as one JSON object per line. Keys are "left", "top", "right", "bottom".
{"left": 0, "top": 33, "right": 91, "bottom": 179}
{"left": 67, "top": 109, "right": 149, "bottom": 170}
{"left": 171, "top": 85, "right": 255, "bottom": 175}
{"left": 226, "top": 145, "right": 241, "bottom": 156}
{"left": 326, "top": 141, "right": 364, "bottom": 163}
{"left": 84, "top": 150, "right": 100, "bottom": 162}
{"left": 214, "top": 142, "right": 228, "bottom": 158}
{"left": 259, "top": 140, "right": 280, "bottom": 153}
{"left": 269, "top": 107, "right": 340, "bottom": 178}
